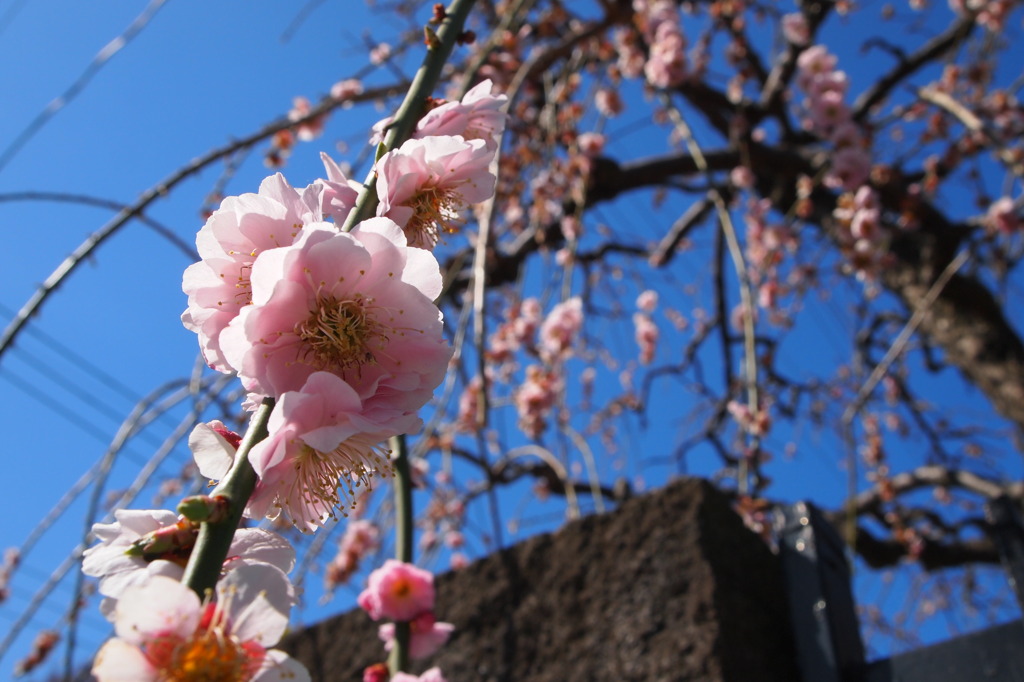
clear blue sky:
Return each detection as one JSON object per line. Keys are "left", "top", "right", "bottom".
{"left": 1, "top": 1, "right": 1022, "bottom": 679}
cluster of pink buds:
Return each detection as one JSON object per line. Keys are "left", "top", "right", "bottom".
{"left": 948, "top": 0, "right": 1015, "bottom": 31}
{"left": 987, "top": 197, "right": 1021, "bottom": 235}
{"left": 633, "top": 290, "right": 660, "bottom": 365}
{"left": 325, "top": 519, "right": 381, "bottom": 593}
{"left": 14, "top": 630, "right": 60, "bottom": 676}
{"left": 795, "top": 45, "right": 872, "bottom": 191}
{"left": 359, "top": 560, "right": 454, "bottom": 680}
{"left": 727, "top": 399, "right": 772, "bottom": 438}
{"left": 832, "top": 185, "right": 891, "bottom": 282}
{"left": 632, "top": 0, "right": 689, "bottom": 88}
{"left": 742, "top": 198, "right": 800, "bottom": 318}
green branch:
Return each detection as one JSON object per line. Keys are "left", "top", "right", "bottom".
{"left": 180, "top": 0, "right": 479, "bottom": 619}
{"left": 182, "top": 398, "right": 273, "bottom": 597}
{"left": 342, "top": 0, "right": 478, "bottom": 232}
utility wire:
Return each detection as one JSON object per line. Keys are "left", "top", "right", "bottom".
{"left": 0, "top": 0, "right": 171, "bottom": 175}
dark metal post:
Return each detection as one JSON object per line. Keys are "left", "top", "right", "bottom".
{"left": 777, "top": 501, "right": 866, "bottom": 682}
{"left": 986, "top": 495, "right": 1024, "bottom": 615}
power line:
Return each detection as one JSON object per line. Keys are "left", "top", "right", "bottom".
{"left": 0, "top": 303, "right": 143, "bottom": 404}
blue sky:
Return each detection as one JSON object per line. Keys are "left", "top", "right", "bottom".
{"left": 1, "top": 0, "right": 1023, "bottom": 679}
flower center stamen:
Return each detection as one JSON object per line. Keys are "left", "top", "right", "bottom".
{"left": 286, "top": 438, "right": 394, "bottom": 527}
{"left": 295, "top": 294, "right": 387, "bottom": 373}
{"left": 404, "top": 185, "right": 463, "bottom": 248}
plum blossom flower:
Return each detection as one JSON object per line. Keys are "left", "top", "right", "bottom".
{"left": 325, "top": 519, "right": 381, "bottom": 590}
{"left": 82, "top": 505, "right": 295, "bottom": 618}
{"left": 372, "top": 80, "right": 508, "bottom": 152}
{"left": 987, "top": 197, "right": 1020, "bottom": 234}
{"left": 414, "top": 80, "right": 507, "bottom": 150}
{"left": 331, "top": 78, "right": 364, "bottom": 103}
{"left": 181, "top": 173, "right": 323, "bottom": 373}
{"left": 634, "top": 312, "right": 659, "bottom": 365}
{"left": 576, "top": 132, "right": 605, "bottom": 157}
{"left": 318, "top": 152, "right": 362, "bottom": 225}
{"left": 515, "top": 365, "right": 563, "bottom": 438}
{"left": 288, "top": 96, "right": 325, "bottom": 141}
{"left": 635, "top": 0, "right": 688, "bottom": 88}
{"left": 375, "top": 136, "right": 496, "bottom": 248}
{"left": 369, "top": 42, "right": 391, "bottom": 65}
{"left": 795, "top": 46, "right": 837, "bottom": 92}
{"left": 358, "top": 559, "right": 435, "bottom": 622}
{"left": 595, "top": 88, "right": 624, "bottom": 117}
{"left": 636, "top": 290, "right": 658, "bottom": 313}
{"left": 782, "top": 13, "right": 810, "bottom": 45}
{"left": 379, "top": 611, "right": 454, "bottom": 659}
{"left": 220, "top": 220, "right": 450, "bottom": 404}
{"left": 92, "top": 565, "right": 307, "bottom": 682}
{"left": 539, "top": 297, "right": 584, "bottom": 361}
{"left": 196, "top": 373, "right": 410, "bottom": 531}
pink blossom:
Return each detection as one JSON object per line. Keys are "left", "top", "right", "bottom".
{"left": 782, "top": 13, "right": 810, "bottom": 45}
{"left": 181, "top": 173, "right": 323, "bottom": 373}
{"left": 595, "top": 88, "right": 624, "bottom": 117}
{"left": 288, "top": 96, "right": 325, "bottom": 142}
{"left": 577, "top": 132, "right": 606, "bottom": 157}
{"left": 379, "top": 611, "right": 454, "bottom": 659}
{"left": 220, "top": 220, "right": 450, "bottom": 404}
{"left": 331, "top": 78, "right": 364, "bottom": 103}
{"left": 82, "top": 505, "right": 295, "bottom": 617}
{"left": 92, "top": 565, "right": 307, "bottom": 682}
{"left": 614, "top": 28, "right": 646, "bottom": 79}
{"left": 644, "top": 24, "right": 688, "bottom": 88}
{"left": 636, "top": 289, "right": 659, "bottom": 312}
{"left": 730, "top": 165, "right": 755, "bottom": 189}
{"left": 0, "top": 547, "right": 18, "bottom": 604}
{"left": 325, "top": 519, "right": 381, "bottom": 590}
{"left": 831, "top": 148, "right": 872, "bottom": 191}
{"left": 987, "top": 197, "right": 1020, "bottom": 234}
{"left": 539, "top": 297, "right": 584, "bottom": 361}
{"left": 795, "top": 46, "right": 838, "bottom": 92}
{"left": 318, "top": 152, "right": 361, "bottom": 225}
{"left": 358, "top": 560, "right": 436, "bottom": 622}
{"left": 415, "top": 80, "right": 508, "bottom": 150}
{"left": 634, "top": 312, "right": 659, "bottom": 365}
{"left": 450, "top": 552, "right": 469, "bottom": 570}
{"left": 370, "top": 81, "right": 507, "bottom": 151}
{"left": 375, "top": 136, "right": 496, "bottom": 248}
{"left": 369, "top": 42, "right": 391, "bottom": 65}
{"left": 634, "top": 1, "right": 688, "bottom": 88}
{"left": 515, "top": 365, "right": 563, "bottom": 438}
{"left": 806, "top": 89, "right": 849, "bottom": 134}
{"left": 455, "top": 376, "right": 484, "bottom": 433}
{"left": 244, "top": 372, "right": 411, "bottom": 530}
{"left": 830, "top": 121, "right": 863, "bottom": 149}
{"left": 727, "top": 400, "right": 771, "bottom": 437}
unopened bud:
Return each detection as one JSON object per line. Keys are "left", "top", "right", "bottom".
{"left": 124, "top": 519, "right": 198, "bottom": 563}
{"left": 362, "top": 663, "right": 390, "bottom": 682}
{"left": 424, "top": 26, "right": 441, "bottom": 50}
{"left": 178, "top": 494, "right": 231, "bottom": 523}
